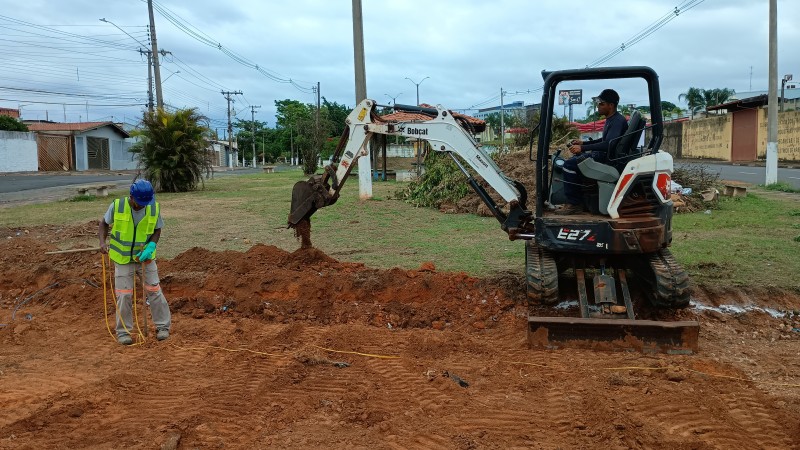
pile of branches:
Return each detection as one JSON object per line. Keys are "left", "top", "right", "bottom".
{"left": 671, "top": 164, "right": 722, "bottom": 213}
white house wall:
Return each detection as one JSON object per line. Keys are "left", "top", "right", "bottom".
{"left": 73, "top": 127, "right": 136, "bottom": 171}
{"left": 0, "top": 130, "right": 38, "bottom": 172}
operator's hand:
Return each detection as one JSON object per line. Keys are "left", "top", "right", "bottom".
{"left": 99, "top": 241, "right": 108, "bottom": 254}
{"left": 570, "top": 139, "right": 582, "bottom": 146}
{"left": 135, "top": 242, "right": 157, "bottom": 262}
{"left": 569, "top": 144, "right": 582, "bottom": 155}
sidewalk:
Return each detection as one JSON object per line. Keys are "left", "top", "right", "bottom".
{"left": 0, "top": 181, "right": 130, "bottom": 209}
{"left": 674, "top": 158, "right": 800, "bottom": 169}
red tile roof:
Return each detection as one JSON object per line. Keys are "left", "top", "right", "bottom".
{"left": 26, "top": 121, "right": 130, "bottom": 137}
{"left": 379, "top": 104, "right": 486, "bottom": 133}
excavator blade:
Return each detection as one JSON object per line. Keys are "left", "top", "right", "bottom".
{"left": 528, "top": 317, "right": 699, "bottom": 354}
{"left": 288, "top": 179, "right": 323, "bottom": 226}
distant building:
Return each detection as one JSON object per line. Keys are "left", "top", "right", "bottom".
{"left": 25, "top": 121, "right": 134, "bottom": 171}
{"left": 0, "top": 107, "right": 21, "bottom": 119}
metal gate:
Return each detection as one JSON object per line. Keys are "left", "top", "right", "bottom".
{"left": 731, "top": 109, "right": 758, "bottom": 161}
{"left": 37, "top": 134, "right": 73, "bottom": 171}
{"left": 87, "top": 137, "right": 110, "bottom": 169}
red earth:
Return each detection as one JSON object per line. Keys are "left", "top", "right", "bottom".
{"left": 1, "top": 223, "right": 799, "bottom": 449}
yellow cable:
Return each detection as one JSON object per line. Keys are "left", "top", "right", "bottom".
{"left": 101, "top": 254, "right": 144, "bottom": 346}
{"left": 310, "top": 344, "right": 400, "bottom": 359}
{"left": 169, "top": 343, "right": 283, "bottom": 358}
{"left": 101, "top": 254, "right": 116, "bottom": 341}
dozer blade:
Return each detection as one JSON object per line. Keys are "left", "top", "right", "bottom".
{"left": 528, "top": 317, "right": 699, "bottom": 354}
{"left": 288, "top": 177, "right": 331, "bottom": 226}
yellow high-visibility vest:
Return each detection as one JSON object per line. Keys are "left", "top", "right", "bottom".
{"left": 108, "top": 197, "right": 160, "bottom": 265}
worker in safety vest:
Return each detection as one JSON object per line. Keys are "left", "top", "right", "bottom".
{"left": 98, "top": 179, "right": 171, "bottom": 345}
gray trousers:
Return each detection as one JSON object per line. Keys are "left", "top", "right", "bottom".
{"left": 114, "top": 260, "right": 171, "bottom": 337}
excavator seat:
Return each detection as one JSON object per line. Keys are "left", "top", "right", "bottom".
{"left": 578, "top": 111, "right": 645, "bottom": 215}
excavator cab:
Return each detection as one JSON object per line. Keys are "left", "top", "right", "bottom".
{"left": 526, "top": 66, "right": 698, "bottom": 353}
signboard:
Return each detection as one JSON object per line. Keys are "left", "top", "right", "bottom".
{"left": 558, "top": 89, "right": 583, "bottom": 106}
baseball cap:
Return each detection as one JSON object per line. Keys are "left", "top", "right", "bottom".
{"left": 593, "top": 89, "right": 620, "bottom": 105}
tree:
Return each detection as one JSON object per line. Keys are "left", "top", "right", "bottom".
{"left": 703, "top": 88, "right": 735, "bottom": 112}
{"left": 129, "top": 108, "right": 213, "bottom": 193}
{"left": 584, "top": 99, "right": 600, "bottom": 122}
{"left": 679, "top": 87, "right": 705, "bottom": 118}
{"left": 0, "top": 115, "right": 28, "bottom": 132}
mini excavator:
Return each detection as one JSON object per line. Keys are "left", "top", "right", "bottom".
{"left": 288, "top": 66, "right": 699, "bottom": 353}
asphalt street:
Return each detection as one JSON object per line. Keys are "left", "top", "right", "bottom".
{"left": 677, "top": 162, "right": 800, "bottom": 189}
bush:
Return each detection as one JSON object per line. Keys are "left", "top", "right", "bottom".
{"left": 0, "top": 115, "right": 28, "bottom": 132}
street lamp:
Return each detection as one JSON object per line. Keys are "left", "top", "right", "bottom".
{"left": 405, "top": 77, "right": 429, "bottom": 176}
{"left": 781, "top": 74, "right": 793, "bottom": 112}
{"left": 384, "top": 92, "right": 402, "bottom": 107}
{"left": 404, "top": 76, "right": 429, "bottom": 106}
{"left": 162, "top": 70, "right": 180, "bottom": 84}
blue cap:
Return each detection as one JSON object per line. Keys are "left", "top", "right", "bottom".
{"left": 130, "top": 179, "right": 155, "bottom": 206}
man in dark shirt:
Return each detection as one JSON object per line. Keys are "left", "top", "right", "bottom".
{"left": 557, "top": 88, "right": 628, "bottom": 215}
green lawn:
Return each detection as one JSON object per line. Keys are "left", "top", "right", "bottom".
{"left": 2, "top": 169, "right": 799, "bottom": 287}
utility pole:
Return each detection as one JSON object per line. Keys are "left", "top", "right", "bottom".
{"left": 500, "top": 87, "right": 505, "bottom": 152}
{"left": 221, "top": 90, "right": 242, "bottom": 167}
{"left": 139, "top": 49, "right": 154, "bottom": 113}
{"left": 313, "top": 82, "right": 321, "bottom": 166}
{"left": 766, "top": 0, "right": 778, "bottom": 185}
{"left": 147, "top": 0, "right": 164, "bottom": 109}
{"left": 250, "top": 105, "right": 261, "bottom": 167}
{"left": 352, "top": 0, "right": 371, "bottom": 199}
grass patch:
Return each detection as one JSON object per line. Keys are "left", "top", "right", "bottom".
{"left": 671, "top": 193, "right": 800, "bottom": 287}
{"left": 67, "top": 194, "right": 97, "bottom": 202}
{"left": 2, "top": 168, "right": 799, "bottom": 287}
{"left": 760, "top": 181, "right": 800, "bottom": 193}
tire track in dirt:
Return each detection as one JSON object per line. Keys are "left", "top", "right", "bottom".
{"left": 719, "top": 391, "right": 794, "bottom": 449}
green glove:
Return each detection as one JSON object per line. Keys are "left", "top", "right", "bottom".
{"left": 136, "top": 241, "right": 157, "bottom": 262}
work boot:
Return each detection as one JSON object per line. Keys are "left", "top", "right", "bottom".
{"left": 118, "top": 334, "right": 133, "bottom": 346}
{"left": 555, "top": 204, "right": 584, "bottom": 215}
{"left": 156, "top": 329, "right": 170, "bottom": 341}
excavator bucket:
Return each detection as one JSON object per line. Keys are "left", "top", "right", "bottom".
{"left": 288, "top": 176, "right": 332, "bottom": 226}
{"left": 528, "top": 317, "right": 699, "bottom": 354}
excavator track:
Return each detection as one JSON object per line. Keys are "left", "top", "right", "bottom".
{"left": 646, "top": 248, "right": 691, "bottom": 309}
{"left": 525, "top": 241, "right": 559, "bottom": 306}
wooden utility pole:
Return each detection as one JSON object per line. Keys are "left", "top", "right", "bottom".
{"left": 147, "top": 0, "right": 164, "bottom": 109}
{"left": 352, "top": 0, "right": 372, "bottom": 199}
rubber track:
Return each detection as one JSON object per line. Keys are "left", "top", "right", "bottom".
{"left": 648, "top": 248, "right": 690, "bottom": 308}
{"left": 525, "top": 241, "right": 559, "bottom": 305}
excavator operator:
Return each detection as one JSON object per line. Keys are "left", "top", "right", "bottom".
{"left": 557, "top": 88, "right": 627, "bottom": 215}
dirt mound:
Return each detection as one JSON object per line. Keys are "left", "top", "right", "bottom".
{"left": 2, "top": 223, "right": 800, "bottom": 449}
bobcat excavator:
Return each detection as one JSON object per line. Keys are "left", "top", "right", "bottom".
{"left": 288, "top": 66, "right": 699, "bottom": 353}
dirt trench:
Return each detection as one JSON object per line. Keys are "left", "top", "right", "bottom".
{"left": 1, "top": 223, "right": 799, "bottom": 449}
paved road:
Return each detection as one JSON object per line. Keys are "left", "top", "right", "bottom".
{"left": 677, "top": 162, "right": 800, "bottom": 189}
{"left": 0, "top": 167, "right": 275, "bottom": 208}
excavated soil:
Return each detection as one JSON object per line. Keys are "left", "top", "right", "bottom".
{"left": 1, "top": 223, "right": 800, "bottom": 449}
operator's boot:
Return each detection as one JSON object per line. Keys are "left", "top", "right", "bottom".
{"left": 117, "top": 334, "right": 133, "bottom": 346}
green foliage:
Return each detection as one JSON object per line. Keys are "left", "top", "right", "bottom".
{"left": 398, "top": 152, "right": 471, "bottom": 208}
{"left": 761, "top": 182, "right": 800, "bottom": 193}
{"left": 129, "top": 108, "right": 213, "bottom": 193}
{"left": 67, "top": 194, "right": 96, "bottom": 202}
{"left": 0, "top": 115, "right": 28, "bottom": 132}
{"left": 679, "top": 87, "right": 735, "bottom": 117}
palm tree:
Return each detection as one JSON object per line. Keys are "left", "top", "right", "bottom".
{"left": 130, "top": 108, "right": 213, "bottom": 192}
{"left": 703, "top": 88, "right": 736, "bottom": 114}
{"left": 679, "top": 87, "right": 705, "bottom": 118}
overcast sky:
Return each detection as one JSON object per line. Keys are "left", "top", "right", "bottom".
{"left": 1, "top": 0, "right": 798, "bottom": 132}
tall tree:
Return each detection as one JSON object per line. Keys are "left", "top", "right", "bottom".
{"left": 130, "top": 108, "right": 213, "bottom": 192}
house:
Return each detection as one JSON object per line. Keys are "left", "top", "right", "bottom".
{"left": 25, "top": 121, "right": 135, "bottom": 171}
{"left": 0, "top": 107, "right": 21, "bottom": 119}
{"left": 208, "top": 139, "right": 239, "bottom": 168}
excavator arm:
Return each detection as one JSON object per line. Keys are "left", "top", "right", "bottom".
{"left": 288, "top": 99, "right": 534, "bottom": 239}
